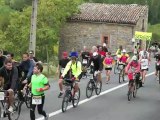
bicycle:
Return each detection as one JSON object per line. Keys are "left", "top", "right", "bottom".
{"left": 113, "top": 55, "right": 118, "bottom": 74}
{"left": 0, "top": 90, "right": 22, "bottom": 120}
{"left": 61, "top": 79, "right": 80, "bottom": 113}
{"left": 86, "top": 71, "right": 102, "bottom": 98}
{"left": 127, "top": 73, "right": 140, "bottom": 101}
{"left": 155, "top": 61, "right": 160, "bottom": 84}
{"left": 118, "top": 62, "right": 126, "bottom": 83}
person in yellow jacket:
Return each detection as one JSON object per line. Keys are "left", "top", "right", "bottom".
{"left": 58, "top": 52, "right": 82, "bottom": 98}
{"left": 116, "top": 45, "right": 123, "bottom": 58}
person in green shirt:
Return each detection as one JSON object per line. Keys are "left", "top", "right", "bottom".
{"left": 29, "top": 63, "right": 50, "bottom": 120}
{"left": 58, "top": 51, "right": 82, "bottom": 98}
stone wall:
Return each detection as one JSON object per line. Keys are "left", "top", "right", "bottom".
{"left": 60, "top": 22, "right": 134, "bottom": 55}
{"left": 59, "top": 8, "right": 148, "bottom": 57}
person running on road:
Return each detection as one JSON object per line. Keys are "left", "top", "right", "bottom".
{"left": 58, "top": 52, "right": 82, "bottom": 98}
{"left": 103, "top": 52, "right": 114, "bottom": 84}
{"left": 139, "top": 47, "right": 150, "bottom": 84}
{"left": 29, "top": 63, "right": 50, "bottom": 120}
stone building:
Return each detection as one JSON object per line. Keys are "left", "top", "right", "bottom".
{"left": 59, "top": 3, "right": 148, "bottom": 55}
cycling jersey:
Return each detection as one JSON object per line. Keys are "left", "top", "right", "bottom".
{"left": 88, "top": 54, "right": 103, "bottom": 71}
{"left": 126, "top": 61, "right": 140, "bottom": 80}
{"left": 62, "top": 61, "right": 82, "bottom": 79}
{"left": 31, "top": 74, "right": 49, "bottom": 95}
{"left": 116, "top": 49, "right": 122, "bottom": 56}
{"left": 119, "top": 54, "right": 129, "bottom": 63}
{"left": 139, "top": 50, "right": 149, "bottom": 59}
{"left": 0, "top": 66, "right": 18, "bottom": 90}
{"left": 81, "top": 51, "right": 90, "bottom": 65}
{"left": 140, "top": 59, "right": 149, "bottom": 70}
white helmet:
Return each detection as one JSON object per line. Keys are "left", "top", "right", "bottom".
{"left": 132, "top": 55, "right": 137, "bottom": 61}
{"left": 93, "top": 52, "right": 98, "bottom": 57}
{"left": 122, "top": 49, "right": 126, "bottom": 53}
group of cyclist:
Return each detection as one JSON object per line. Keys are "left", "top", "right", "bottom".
{"left": 0, "top": 50, "right": 49, "bottom": 120}
{"left": 57, "top": 43, "right": 160, "bottom": 99}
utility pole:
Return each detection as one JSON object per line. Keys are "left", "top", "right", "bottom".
{"left": 29, "top": 0, "right": 38, "bottom": 55}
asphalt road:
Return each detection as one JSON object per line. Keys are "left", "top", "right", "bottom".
{"left": 9, "top": 59, "right": 160, "bottom": 120}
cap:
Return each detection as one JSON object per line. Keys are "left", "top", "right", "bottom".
{"left": 62, "top": 52, "right": 68, "bottom": 58}
{"left": 132, "top": 55, "right": 137, "bottom": 61}
{"left": 29, "top": 50, "right": 34, "bottom": 54}
{"left": 103, "top": 43, "right": 106, "bottom": 47}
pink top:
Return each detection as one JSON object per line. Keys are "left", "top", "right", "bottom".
{"left": 104, "top": 57, "right": 113, "bottom": 65}
{"left": 119, "top": 55, "right": 128, "bottom": 63}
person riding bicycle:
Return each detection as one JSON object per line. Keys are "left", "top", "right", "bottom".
{"left": 58, "top": 51, "right": 82, "bottom": 98}
{"left": 125, "top": 56, "right": 141, "bottom": 94}
{"left": 87, "top": 52, "right": 103, "bottom": 83}
{"left": 57, "top": 52, "right": 70, "bottom": 77}
{"left": 0, "top": 59, "right": 18, "bottom": 112}
{"left": 116, "top": 45, "right": 123, "bottom": 58}
{"left": 118, "top": 49, "right": 129, "bottom": 79}
{"left": 18, "top": 53, "right": 35, "bottom": 100}
{"left": 154, "top": 49, "right": 160, "bottom": 79}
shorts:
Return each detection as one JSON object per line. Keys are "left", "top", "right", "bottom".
{"left": 129, "top": 80, "right": 134, "bottom": 86}
{"left": 156, "top": 65, "right": 160, "bottom": 71}
{"left": 141, "top": 68, "right": 148, "bottom": 71}
{"left": 105, "top": 68, "right": 112, "bottom": 71}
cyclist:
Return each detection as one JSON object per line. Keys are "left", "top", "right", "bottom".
{"left": 29, "top": 63, "right": 50, "bottom": 120}
{"left": 87, "top": 52, "right": 103, "bottom": 83}
{"left": 58, "top": 52, "right": 82, "bottom": 98}
{"left": 139, "top": 47, "right": 150, "bottom": 84}
{"left": 125, "top": 56, "right": 141, "bottom": 94}
{"left": 118, "top": 49, "right": 130, "bottom": 80}
{"left": 29, "top": 50, "right": 38, "bottom": 64}
{"left": 0, "top": 59, "right": 18, "bottom": 112}
{"left": 18, "top": 53, "right": 35, "bottom": 100}
{"left": 57, "top": 52, "right": 70, "bottom": 77}
{"left": 116, "top": 45, "right": 123, "bottom": 58}
{"left": 103, "top": 52, "right": 114, "bottom": 84}
{"left": 154, "top": 49, "right": 160, "bottom": 79}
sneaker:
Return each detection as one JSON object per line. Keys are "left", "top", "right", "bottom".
{"left": 8, "top": 106, "right": 13, "bottom": 112}
{"left": 58, "top": 92, "right": 63, "bottom": 98}
{"left": 45, "top": 114, "right": 49, "bottom": 120}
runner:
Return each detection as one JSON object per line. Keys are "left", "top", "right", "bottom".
{"left": 29, "top": 63, "right": 50, "bottom": 120}
{"left": 139, "top": 47, "right": 150, "bottom": 84}
{"left": 103, "top": 52, "right": 114, "bottom": 84}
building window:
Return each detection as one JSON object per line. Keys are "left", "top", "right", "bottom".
{"left": 102, "top": 35, "right": 110, "bottom": 46}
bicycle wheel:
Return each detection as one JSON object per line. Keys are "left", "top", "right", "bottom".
{"left": 159, "top": 71, "right": 160, "bottom": 84}
{"left": 72, "top": 88, "right": 80, "bottom": 108}
{"left": 8, "top": 101, "right": 23, "bottom": 120}
{"left": 25, "top": 90, "right": 31, "bottom": 108}
{"left": 119, "top": 70, "right": 123, "bottom": 83}
{"left": 133, "top": 84, "right": 137, "bottom": 98}
{"left": 128, "top": 90, "right": 132, "bottom": 101}
{"left": 86, "top": 81, "right": 93, "bottom": 98}
{"left": 95, "top": 81, "right": 102, "bottom": 95}
{"left": 114, "top": 62, "right": 118, "bottom": 74}
{"left": 62, "top": 91, "right": 70, "bottom": 112}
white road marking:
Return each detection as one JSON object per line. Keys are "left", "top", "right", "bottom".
{"left": 36, "top": 72, "right": 154, "bottom": 120}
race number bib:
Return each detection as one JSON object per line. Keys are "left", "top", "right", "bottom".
{"left": 32, "top": 96, "right": 42, "bottom": 105}
{"left": 82, "top": 59, "right": 87, "bottom": 64}
{"left": 141, "top": 59, "right": 148, "bottom": 69}
{"left": 61, "top": 68, "right": 64, "bottom": 73}
{"left": 0, "top": 92, "right": 4, "bottom": 100}
{"left": 105, "top": 64, "right": 112, "bottom": 68}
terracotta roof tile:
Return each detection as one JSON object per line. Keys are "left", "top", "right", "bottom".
{"left": 69, "top": 3, "right": 148, "bottom": 25}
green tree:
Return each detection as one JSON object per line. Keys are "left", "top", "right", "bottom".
{"left": 4, "top": 0, "right": 82, "bottom": 61}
